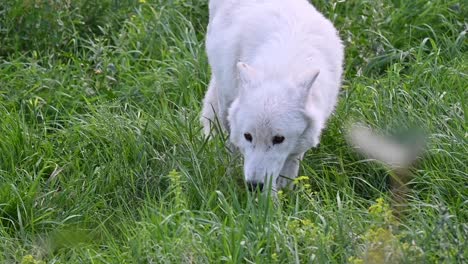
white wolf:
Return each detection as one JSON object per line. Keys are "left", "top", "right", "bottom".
{"left": 201, "top": 0, "right": 344, "bottom": 191}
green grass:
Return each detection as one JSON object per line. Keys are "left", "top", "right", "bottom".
{"left": 0, "top": 0, "right": 466, "bottom": 263}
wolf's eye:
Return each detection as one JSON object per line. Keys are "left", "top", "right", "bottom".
{"left": 272, "top": 135, "right": 285, "bottom": 145}
{"left": 244, "top": 133, "right": 253, "bottom": 142}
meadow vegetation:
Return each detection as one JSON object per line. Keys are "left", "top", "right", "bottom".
{"left": 0, "top": 0, "right": 466, "bottom": 263}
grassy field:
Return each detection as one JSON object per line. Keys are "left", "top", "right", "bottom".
{"left": 0, "top": 0, "right": 466, "bottom": 263}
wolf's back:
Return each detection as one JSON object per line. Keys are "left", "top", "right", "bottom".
{"left": 209, "top": 0, "right": 270, "bottom": 18}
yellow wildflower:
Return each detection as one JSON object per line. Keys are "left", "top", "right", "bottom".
{"left": 293, "top": 175, "right": 310, "bottom": 184}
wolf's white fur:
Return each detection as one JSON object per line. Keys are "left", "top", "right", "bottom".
{"left": 201, "top": 0, "right": 344, "bottom": 190}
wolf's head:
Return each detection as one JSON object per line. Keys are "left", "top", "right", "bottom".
{"left": 228, "top": 62, "right": 321, "bottom": 191}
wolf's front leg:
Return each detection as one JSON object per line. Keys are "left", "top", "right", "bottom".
{"left": 216, "top": 98, "right": 231, "bottom": 134}
{"left": 277, "top": 153, "right": 304, "bottom": 189}
{"left": 201, "top": 77, "right": 220, "bottom": 137}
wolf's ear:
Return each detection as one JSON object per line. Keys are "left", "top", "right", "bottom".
{"left": 237, "top": 62, "right": 257, "bottom": 86}
{"left": 298, "top": 69, "right": 320, "bottom": 94}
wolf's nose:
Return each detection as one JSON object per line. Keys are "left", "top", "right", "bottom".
{"left": 247, "top": 181, "right": 264, "bottom": 192}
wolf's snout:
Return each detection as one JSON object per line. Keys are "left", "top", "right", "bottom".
{"left": 247, "top": 181, "right": 264, "bottom": 192}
